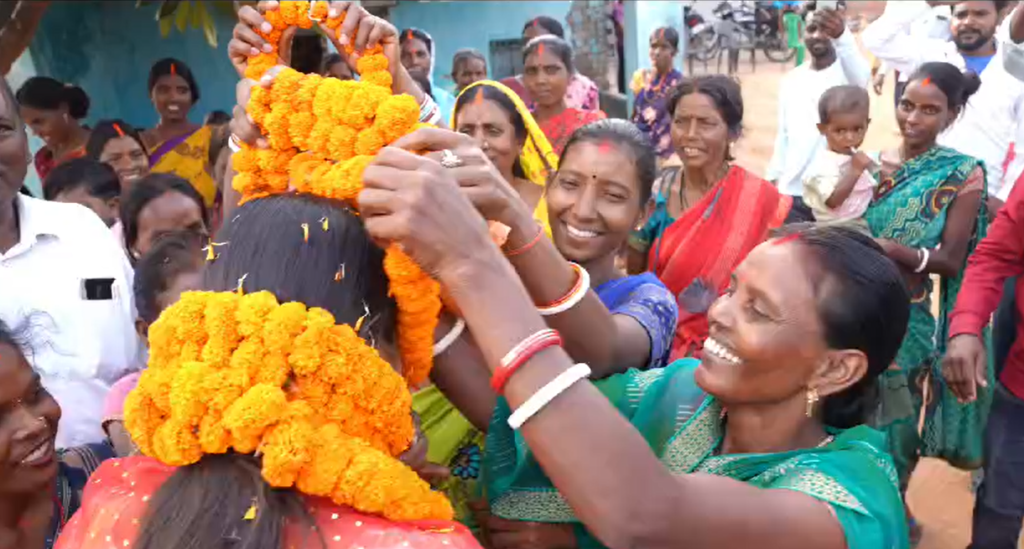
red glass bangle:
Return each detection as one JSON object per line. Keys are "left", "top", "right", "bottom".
{"left": 504, "top": 224, "right": 544, "bottom": 257}
{"left": 537, "top": 263, "right": 585, "bottom": 314}
{"left": 491, "top": 329, "right": 563, "bottom": 392}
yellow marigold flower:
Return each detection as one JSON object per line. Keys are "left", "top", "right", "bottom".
{"left": 265, "top": 172, "right": 291, "bottom": 194}
{"left": 255, "top": 353, "right": 290, "bottom": 387}
{"left": 313, "top": 78, "right": 344, "bottom": 118}
{"left": 202, "top": 292, "right": 241, "bottom": 368}
{"left": 152, "top": 418, "right": 204, "bottom": 466}
{"left": 263, "top": 302, "right": 309, "bottom": 355}
{"left": 375, "top": 95, "right": 419, "bottom": 143}
{"left": 309, "top": 1, "right": 329, "bottom": 21}
{"left": 245, "top": 54, "right": 278, "bottom": 81}
{"left": 203, "top": 367, "right": 246, "bottom": 413}
{"left": 288, "top": 111, "right": 315, "bottom": 150}
{"left": 137, "top": 366, "right": 176, "bottom": 414}
{"left": 223, "top": 383, "right": 288, "bottom": 447}
{"left": 232, "top": 147, "right": 260, "bottom": 174}
{"left": 264, "top": 105, "right": 294, "bottom": 150}
{"left": 293, "top": 374, "right": 333, "bottom": 413}
{"left": 341, "top": 86, "right": 389, "bottom": 130}
{"left": 123, "top": 389, "right": 164, "bottom": 456}
{"left": 289, "top": 307, "right": 335, "bottom": 376}
{"left": 296, "top": 424, "right": 353, "bottom": 496}
{"left": 328, "top": 81, "right": 359, "bottom": 122}
{"left": 231, "top": 172, "right": 261, "bottom": 196}
{"left": 355, "top": 127, "right": 385, "bottom": 157}
{"left": 327, "top": 126, "right": 357, "bottom": 162}
{"left": 361, "top": 71, "right": 394, "bottom": 90}
{"left": 294, "top": 74, "right": 323, "bottom": 110}
{"left": 237, "top": 292, "right": 280, "bottom": 337}
{"left": 230, "top": 338, "right": 265, "bottom": 385}
{"left": 198, "top": 412, "right": 230, "bottom": 454}
{"left": 169, "top": 361, "right": 209, "bottom": 426}
{"left": 308, "top": 119, "right": 336, "bottom": 158}
{"left": 270, "top": 68, "right": 304, "bottom": 105}
{"left": 356, "top": 54, "right": 389, "bottom": 75}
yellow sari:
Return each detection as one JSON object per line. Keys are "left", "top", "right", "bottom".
{"left": 148, "top": 125, "right": 217, "bottom": 207}
{"left": 451, "top": 80, "right": 559, "bottom": 237}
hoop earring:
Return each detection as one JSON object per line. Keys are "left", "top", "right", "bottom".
{"left": 805, "top": 387, "right": 819, "bottom": 418}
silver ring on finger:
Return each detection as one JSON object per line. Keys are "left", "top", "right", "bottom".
{"left": 440, "top": 149, "right": 463, "bottom": 169}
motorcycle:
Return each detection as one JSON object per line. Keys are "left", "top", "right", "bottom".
{"left": 683, "top": 2, "right": 719, "bottom": 62}
{"left": 709, "top": 0, "right": 796, "bottom": 63}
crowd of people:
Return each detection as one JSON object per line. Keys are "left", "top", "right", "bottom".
{"left": 3, "top": 0, "right": 1024, "bottom": 548}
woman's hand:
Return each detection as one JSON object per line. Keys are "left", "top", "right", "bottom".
{"left": 228, "top": 2, "right": 296, "bottom": 77}
{"left": 389, "top": 128, "right": 528, "bottom": 225}
{"left": 360, "top": 144, "right": 499, "bottom": 282}
{"left": 485, "top": 517, "right": 578, "bottom": 549}
{"left": 398, "top": 413, "right": 451, "bottom": 484}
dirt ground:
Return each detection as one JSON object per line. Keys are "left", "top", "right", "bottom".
{"left": 684, "top": 48, "right": 1020, "bottom": 548}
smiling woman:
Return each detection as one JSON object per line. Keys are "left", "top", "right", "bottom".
{"left": 86, "top": 119, "right": 150, "bottom": 191}
{"left": 14, "top": 77, "right": 91, "bottom": 183}
{"left": 0, "top": 319, "right": 114, "bottom": 549}
{"left": 141, "top": 58, "right": 220, "bottom": 210}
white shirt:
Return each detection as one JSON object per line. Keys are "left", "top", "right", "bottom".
{"left": 765, "top": 29, "right": 872, "bottom": 196}
{"left": 998, "top": 7, "right": 1024, "bottom": 201}
{"left": 879, "top": 5, "right": 952, "bottom": 82}
{"left": 0, "top": 196, "right": 140, "bottom": 448}
{"left": 863, "top": 0, "right": 1024, "bottom": 198}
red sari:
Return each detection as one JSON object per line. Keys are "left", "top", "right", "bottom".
{"left": 56, "top": 457, "right": 483, "bottom": 549}
{"left": 651, "top": 166, "right": 791, "bottom": 360}
{"left": 537, "top": 108, "right": 606, "bottom": 156}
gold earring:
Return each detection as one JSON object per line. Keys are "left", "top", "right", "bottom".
{"left": 806, "top": 387, "right": 819, "bottom": 418}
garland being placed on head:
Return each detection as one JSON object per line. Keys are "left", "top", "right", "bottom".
{"left": 124, "top": 290, "right": 453, "bottom": 521}
{"left": 232, "top": 1, "right": 439, "bottom": 387}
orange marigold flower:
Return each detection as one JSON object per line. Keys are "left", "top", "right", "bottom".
{"left": 288, "top": 111, "right": 315, "bottom": 150}
{"left": 294, "top": 73, "right": 323, "bottom": 110}
{"left": 278, "top": 1, "right": 309, "bottom": 26}
{"left": 232, "top": 146, "right": 260, "bottom": 174}
{"left": 264, "top": 105, "right": 294, "bottom": 150}
{"left": 361, "top": 71, "right": 393, "bottom": 90}
{"left": 264, "top": 172, "right": 291, "bottom": 194}
{"left": 309, "top": 1, "right": 330, "bottom": 21}
{"left": 355, "top": 127, "right": 385, "bottom": 156}
{"left": 327, "top": 126, "right": 358, "bottom": 162}
{"left": 263, "top": 7, "right": 285, "bottom": 28}
{"left": 289, "top": 307, "right": 335, "bottom": 376}
{"left": 223, "top": 383, "right": 288, "bottom": 448}
{"left": 356, "top": 54, "right": 389, "bottom": 76}
{"left": 375, "top": 95, "right": 420, "bottom": 143}
{"left": 270, "top": 68, "right": 305, "bottom": 105}
{"left": 169, "top": 361, "right": 209, "bottom": 426}
{"left": 237, "top": 292, "right": 280, "bottom": 337}
{"left": 152, "top": 418, "right": 204, "bottom": 466}
{"left": 123, "top": 390, "right": 164, "bottom": 456}
{"left": 198, "top": 412, "right": 230, "bottom": 454}
{"left": 308, "top": 119, "right": 336, "bottom": 158}
{"left": 261, "top": 418, "right": 316, "bottom": 487}
{"left": 245, "top": 54, "right": 278, "bottom": 81}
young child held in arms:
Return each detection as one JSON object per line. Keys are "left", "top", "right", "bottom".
{"left": 102, "top": 231, "right": 205, "bottom": 455}
{"left": 802, "top": 85, "right": 877, "bottom": 231}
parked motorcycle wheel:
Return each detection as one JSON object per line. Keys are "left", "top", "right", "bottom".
{"left": 762, "top": 36, "right": 796, "bottom": 62}
{"left": 689, "top": 27, "right": 720, "bottom": 61}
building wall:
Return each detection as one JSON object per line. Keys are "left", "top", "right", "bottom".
{"left": 388, "top": 0, "right": 574, "bottom": 95}
{"left": 623, "top": 1, "right": 684, "bottom": 108}
{"left": 28, "top": 1, "right": 239, "bottom": 130}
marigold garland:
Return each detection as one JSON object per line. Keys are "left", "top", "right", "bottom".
{"left": 124, "top": 291, "right": 452, "bottom": 522}
{"left": 233, "top": 1, "right": 440, "bottom": 387}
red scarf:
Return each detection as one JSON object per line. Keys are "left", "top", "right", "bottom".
{"left": 651, "top": 166, "right": 791, "bottom": 360}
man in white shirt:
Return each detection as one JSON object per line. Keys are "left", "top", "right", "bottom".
{"left": 864, "top": 0, "right": 1024, "bottom": 199}
{"left": 872, "top": 5, "right": 953, "bottom": 107}
{"left": 0, "top": 77, "right": 140, "bottom": 449}
{"left": 765, "top": 7, "right": 871, "bottom": 213}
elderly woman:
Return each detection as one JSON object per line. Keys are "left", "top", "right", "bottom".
{"left": 628, "top": 75, "right": 797, "bottom": 361}
{"left": 360, "top": 134, "right": 911, "bottom": 548}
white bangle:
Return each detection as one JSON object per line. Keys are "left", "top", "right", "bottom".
{"left": 914, "top": 247, "right": 930, "bottom": 273}
{"left": 228, "top": 134, "right": 242, "bottom": 153}
{"left": 538, "top": 263, "right": 590, "bottom": 317}
{"left": 432, "top": 317, "right": 466, "bottom": 357}
{"left": 507, "top": 363, "right": 592, "bottom": 430}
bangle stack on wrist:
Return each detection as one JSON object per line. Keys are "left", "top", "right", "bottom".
{"left": 537, "top": 263, "right": 590, "bottom": 317}
{"left": 419, "top": 94, "right": 442, "bottom": 125}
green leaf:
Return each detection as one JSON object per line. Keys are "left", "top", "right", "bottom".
{"left": 200, "top": 3, "right": 218, "bottom": 47}
{"left": 157, "top": 0, "right": 180, "bottom": 20}
{"left": 191, "top": 0, "right": 203, "bottom": 28}
{"left": 175, "top": 1, "right": 190, "bottom": 32}
{"left": 135, "top": 0, "right": 157, "bottom": 7}
{"left": 159, "top": 14, "right": 173, "bottom": 37}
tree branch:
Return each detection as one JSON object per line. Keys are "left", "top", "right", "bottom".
{"left": 0, "top": 1, "right": 51, "bottom": 76}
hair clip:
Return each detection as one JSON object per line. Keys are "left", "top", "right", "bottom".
{"left": 113, "top": 123, "right": 125, "bottom": 137}
{"left": 301, "top": 223, "right": 310, "bottom": 243}
{"left": 236, "top": 273, "right": 248, "bottom": 295}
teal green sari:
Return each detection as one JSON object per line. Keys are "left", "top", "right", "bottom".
{"left": 484, "top": 359, "right": 909, "bottom": 549}
{"left": 863, "top": 145, "right": 992, "bottom": 490}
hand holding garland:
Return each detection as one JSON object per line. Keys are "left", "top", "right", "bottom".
{"left": 361, "top": 144, "right": 857, "bottom": 549}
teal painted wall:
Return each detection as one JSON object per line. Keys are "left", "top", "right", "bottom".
{"left": 388, "top": 1, "right": 573, "bottom": 96}
{"left": 27, "top": 1, "right": 238, "bottom": 130}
